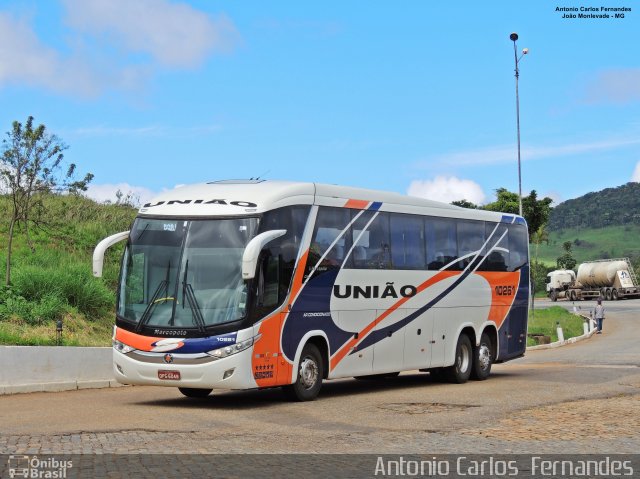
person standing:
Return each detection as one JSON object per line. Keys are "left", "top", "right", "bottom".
{"left": 594, "top": 298, "right": 605, "bottom": 334}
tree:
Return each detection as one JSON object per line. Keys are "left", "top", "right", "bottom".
{"left": 556, "top": 241, "right": 577, "bottom": 270}
{"left": 530, "top": 225, "right": 550, "bottom": 295}
{"left": 1, "top": 116, "right": 94, "bottom": 286}
{"left": 482, "top": 188, "right": 553, "bottom": 241}
{"left": 450, "top": 199, "right": 478, "bottom": 209}
{"left": 531, "top": 225, "right": 549, "bottom": 266}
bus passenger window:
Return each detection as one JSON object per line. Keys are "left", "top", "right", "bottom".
{"left": 306, "top": 207, "right": 351, "bottom": 278}
{"left": 351, "top": 212, "right": 391, "bottom": 269}
{"left": 509, "top": 224, "right": 529, "bottom": 271}
{"left": 426, "top": 218, "right": 458, "bottom": 270}
{"left": 390, "top": 214, "right": 425, "bottom": 270}
{"left": 457, "top": 220, "right": 485, "bottom": 270}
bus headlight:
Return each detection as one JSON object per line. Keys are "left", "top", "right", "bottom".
{"left": 207, "top": 334, "right": 260, "bottom": 360}
{"left": 113, "top": 339, "right": 136, "bottom": 354}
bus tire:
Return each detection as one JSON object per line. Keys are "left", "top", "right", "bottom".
{"left": 179, "top": 387, "right": 212, "bottom": 398}
{"left": 283, "top": 343, "right": 323, "bottom": 401}
{"left": 471, "top": 332, "right": 493, "bottom": 381}
{"left": 445, "top": 334, "right": 472, "bottom": 384}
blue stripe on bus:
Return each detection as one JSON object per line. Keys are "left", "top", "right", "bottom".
{"left": 368, "top": 202, "right": 382, "bottom": 211}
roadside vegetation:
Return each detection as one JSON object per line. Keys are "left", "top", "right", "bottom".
{"left": 0, "top": 194, "right": 136, "bottom": 345}
{"left": 527, "top": 306, "right": 586, "bottom": 347}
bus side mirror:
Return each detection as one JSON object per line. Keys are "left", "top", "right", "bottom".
{"left": 93, "top": 231, "right": 130, "bottom": 277}
{"left": 242, "top": 230, "right": 287, "bottom": 280}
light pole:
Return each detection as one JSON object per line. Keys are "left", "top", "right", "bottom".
{"left": 510, "top": 32, "right": 528, "bottom": 217}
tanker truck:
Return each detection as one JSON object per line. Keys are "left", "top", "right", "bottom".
{"left": 546, "top": 258, "right": 640, "bottom": 301}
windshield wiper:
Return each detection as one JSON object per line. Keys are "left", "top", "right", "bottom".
{"left": 181, "top": 260, "right": 207, "bottom": 333}
{"left": 135, "top": 261, "right": 171, "bottom": 333}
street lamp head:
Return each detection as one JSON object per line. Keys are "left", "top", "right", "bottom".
{"left": 522, "top": 48, "right": 529, "bottom": 55}
{"left": 510, "top": 32, "right": 519, "bottom": 41}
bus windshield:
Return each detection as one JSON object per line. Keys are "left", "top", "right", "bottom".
{"left": 118, "top": 217, "right": 259, "bottom": 330}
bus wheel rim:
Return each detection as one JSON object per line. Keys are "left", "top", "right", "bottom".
{"left": 300, "top": 357, "right": 318, "bottom": 389}
{"left": 478, "top": 344, "right": 491, "bottom": 370}
{"left": 458, "top": 343, "right": 470, "bottom": 372}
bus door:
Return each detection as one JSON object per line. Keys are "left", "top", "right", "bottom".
{"left": 403, "top": 309, "right": 434, "bottom": 370}
{"left": 335, "top": 310, "right": 374, "bottom": 377}
{"left": 430, "top": 308, "right": 448, "bottom": 368}
{"left": 372, "top": 311, "right": 406, "bottom": 374}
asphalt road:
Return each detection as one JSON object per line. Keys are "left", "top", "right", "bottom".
{"left": 1, "top": 299, "right": 639, "bottom": 455}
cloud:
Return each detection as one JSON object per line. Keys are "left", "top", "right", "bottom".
{"left": 0, "top": 1, "right": 238, "bottom": 97}
{"left": 584, "top": 69, "right": 640, "bottom": 105}
{"left": 407, "top": 176, "right": 486, "bottom": 205}
{"left": 85, "top": 182, "right": 163, "bottom": 206}
{"left": 62, "top": 0, "right": 239, "bottom": 68}
{"left": 633, "top": 162, "right": 640, "bottom": 182}
{"left": 418, "top": 136, "right": 640, "bottom": 168}
{"left": 0, "top": 12, "right": 125, "bottom": 96}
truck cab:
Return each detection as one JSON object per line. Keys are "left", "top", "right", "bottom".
{"left": 546, "top": 269, "right": 576, "bottom": 301}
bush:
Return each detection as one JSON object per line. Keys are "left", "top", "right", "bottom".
{"left": 11, "top": 264, "right": 114, "bottom": 318}
{"left": 0, "top": 287, "right": 66, "bottom": 325}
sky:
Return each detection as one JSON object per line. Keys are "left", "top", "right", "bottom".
{"left": 1, "top": 1, "right": 639, "bottom": 207}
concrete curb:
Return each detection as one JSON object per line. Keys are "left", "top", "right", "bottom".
{"left": 527, "top": 314, "right": 598, "bottom": 351}
{"left": 0, "top": 346, "right": 121, "bottom": 396}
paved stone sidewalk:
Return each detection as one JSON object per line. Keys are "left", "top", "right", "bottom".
{"left": 1, "top": 392, "right": 638, "bottom": 455}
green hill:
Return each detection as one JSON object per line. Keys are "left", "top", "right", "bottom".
{"left": 549, "top": 182, "right": 640, "bottom": 231}
{"left": 0, "top": 194, "right": 136, "bottom": 345}
{"left": 534, "top": 225, "right": 640, "bottom": 266}
{"left": 531, "top": 182, "right": 640, "bottom": 291}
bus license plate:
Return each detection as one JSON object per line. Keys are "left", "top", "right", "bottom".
{"left": 158, "top": 370, "right": 181, "bottom": 380}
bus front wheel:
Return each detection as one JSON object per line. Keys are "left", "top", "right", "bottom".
{"left": 471, "top": 332, "right": 493, "bottom": 381}
{"left": 283, "top": 343, "right": 324, "bottom": 401}
{"left": 179, "top": 387, "right": 212, "bottom": 398}
{"left": 446, "top": 334, "right": 472, "bottom": 384}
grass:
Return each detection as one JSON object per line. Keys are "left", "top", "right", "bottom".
{"left": 0, "top": 314, "right": 114, "bottom": 346}
{"left": 527, "top": 306, "right": 586, "bottom": 347}
{"left": 0, "top": 193, "right": 136, "bottom": 346}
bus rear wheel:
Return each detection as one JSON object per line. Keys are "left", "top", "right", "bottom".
{"left": 179, "top": 387, "right": 212, "bottom": 398}
{"left": 471, "top": 332, "right": 493, "bottom": 380}
{"left": 283, "top": 343, "right": 324, "bottom": 401}
{"left": 446, "top": 334, "right": 472, "bottom": 384}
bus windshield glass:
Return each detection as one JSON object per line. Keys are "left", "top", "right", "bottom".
{"left": 118, "top": 217, "right": 259, "bottom": 329}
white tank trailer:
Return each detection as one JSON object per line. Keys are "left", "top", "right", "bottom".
{"left": 546, "top": 258, "right": 640, "bottom": 301}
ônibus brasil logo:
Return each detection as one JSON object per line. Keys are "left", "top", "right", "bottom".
{"left": 7, "top": 455, "right": 73, "bottom": 478}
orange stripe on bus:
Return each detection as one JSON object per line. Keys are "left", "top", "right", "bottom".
{"left": 344, "top": 199, "right": 369, "bottom": 209}
{"left": 115, "top": 327, "right": 162, "bottom": 352}
{"left": 329, "top": 270, "right": 458, "bottom": 370}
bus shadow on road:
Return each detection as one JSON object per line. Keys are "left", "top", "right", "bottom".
{"left": 130, "top": 371, "right": 505, "bottom": 409}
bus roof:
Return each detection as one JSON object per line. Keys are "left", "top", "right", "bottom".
{"left": 137, "top": 179, "right": 523, "bottom": 224}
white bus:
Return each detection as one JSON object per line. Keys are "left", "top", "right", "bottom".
{"left": 93, "top": 180, "right": 529, "bottom": 401}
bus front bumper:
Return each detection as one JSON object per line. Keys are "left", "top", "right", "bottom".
{"left": 112, "top": 347, "right": 257, "bottom": 390}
